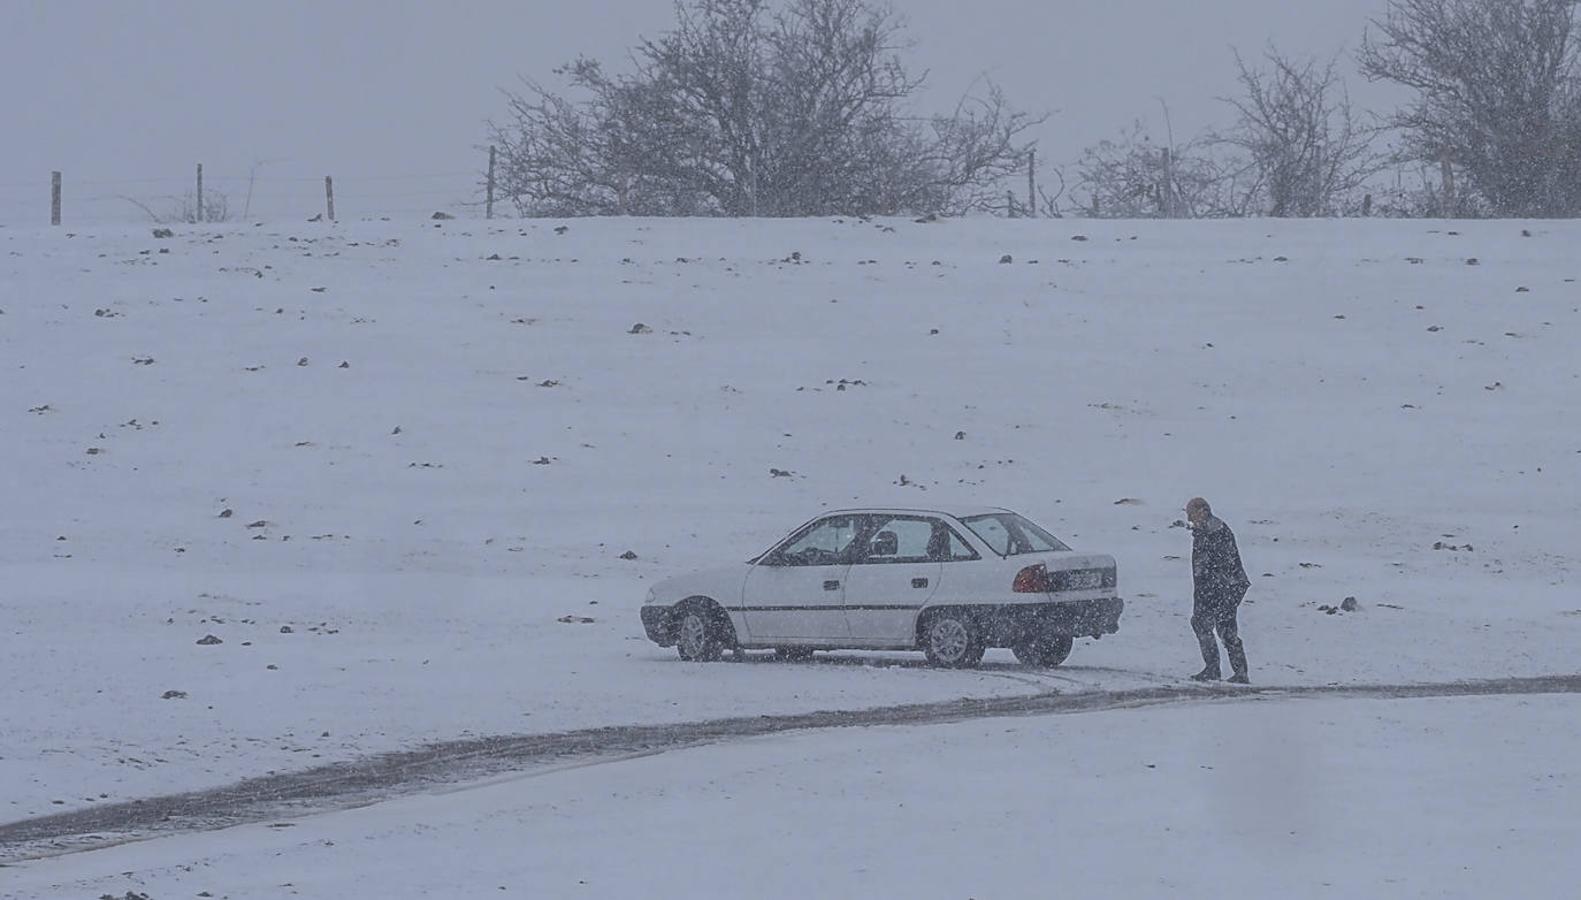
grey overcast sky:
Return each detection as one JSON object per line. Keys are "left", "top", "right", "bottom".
{"left": 0, "top": 0, "right": 1398, "bottom": 224}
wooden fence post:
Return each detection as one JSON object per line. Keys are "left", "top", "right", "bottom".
{"left": 487, "top": 145, "right": 496, "bottom": 220}
{"left": 51, "top": 171, "right": 62, "bottom": 226}
{"left": 324, "top": 176, "right": 335, "bottom": 222}
{"left": 1161, "top": 148, "right": 1176, "bottom": 218}
{"left": 1027, "top": 148, "right": 1036, "bottom": 218}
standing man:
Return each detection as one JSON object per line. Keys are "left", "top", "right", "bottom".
{"left": 1185, "top": 497, "right": 1251, "bottom": 683}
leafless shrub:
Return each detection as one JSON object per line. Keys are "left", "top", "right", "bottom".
{"left": 1359, "top": 0, "right": 1581, "bottom": 217}
{"left": 1071, "top": 121, "right": 1259, "bottom": 219}
{"left": 120, "top": 190, "right": 232, "bottom": 225}
{"left": 1369, "top": 161, "right": 1482, "bottom": 217}
{"left": 489, "top": 0, "right": 1041, "bottom": 217}
{"left": 1216, "top": 47, "right": 1384, "bottom": 217}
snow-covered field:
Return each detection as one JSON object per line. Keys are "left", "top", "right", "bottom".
{"left": 3, "top": 215, "right": 1579, "bottom": 827}
{"left": 8, "top": 694, "right": 1579, "bottom": 899}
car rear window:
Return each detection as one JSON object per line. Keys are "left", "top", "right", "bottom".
{"left": 961, "top": 513, "right": 1071, "bottom": 556}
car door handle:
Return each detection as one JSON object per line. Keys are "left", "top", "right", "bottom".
{"left": 823, "top": 580, "right": 841, "bottom": 591}
{"left": 912, "top": 578, "right": 929, "bottom": 589}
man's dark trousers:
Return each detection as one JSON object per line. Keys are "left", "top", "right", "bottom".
{"left": 1192, "top": 600, "right": 1246, "bottom": 678}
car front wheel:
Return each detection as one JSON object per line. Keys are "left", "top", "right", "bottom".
{"left": 922, "top": 612, "right": 985, "bottom": 668}
{"left": 1012, "top": 634, "right": 1074, "bottom": 667}
{"left": 675, "top": 604, "right": 726, "bottom": 662}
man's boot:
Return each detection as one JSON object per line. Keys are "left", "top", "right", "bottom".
{"left": 1225, "top": 634, "right": 1249, "bottom": 684}
{"left": 1192, "top": 618, "right": 1221, "bottom": 681}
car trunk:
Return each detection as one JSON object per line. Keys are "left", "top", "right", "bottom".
{"left": 1017, "top": 552, "right": 1118, "bottom": 593}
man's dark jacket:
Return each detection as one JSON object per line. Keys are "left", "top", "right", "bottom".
{"left": 1192, "top": 517, "right": 1251, "bottom": 609}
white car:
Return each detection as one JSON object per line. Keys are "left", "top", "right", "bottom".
{"left": 640, "top": 507, "right": 1123, "bottom": 668}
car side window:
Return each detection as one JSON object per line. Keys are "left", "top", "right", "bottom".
{"left": 777, "top": 517, "right": 857, "bottom": 566}
{"left": 944, "top": 528, "right": 979, "bottom": 561}
{"left": 965, "top": 516, "right": 1012, "bottom": 556}
{"left": 856, "top": 517, "right": 934, "bottom": 564}
{"left": 961, "top": 513, "right": 1072, "bottom": 556}
{"left": 1015, "top": 523, "right": 1061, "bottom": 554}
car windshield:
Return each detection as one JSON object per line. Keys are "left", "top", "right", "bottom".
{"left": 961, "top": 513, "right": 1071, "bottom": 556}
{"left": 760, "top": 516, "right": 861, "bottom": 566}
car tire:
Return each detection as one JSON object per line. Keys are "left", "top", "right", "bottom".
{"left": 1012, "top": 634, "right": 1074, "bottom": 667}
{"left": 774, "top": 647, "right": 815, "bottom": 662}
{"left": 921, "top": 611, "right": 985, "bottom": 669}
{"left": 675, "top": 600, "right": 728, "bottom": 662}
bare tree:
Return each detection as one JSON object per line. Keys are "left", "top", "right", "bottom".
{"left": 489, "top": 0, "right": 1039, "bottom": 217}
{"left": 1218, "top": 47, "right": 1382, "bottom": 217}
{"left": 907, "top": 84, "right": 1044, "bottom": 216}
{"left": 1035, "top": 164, "right": 1067, "bottom": 217}
{"left": 1359, "top": 0, "right": 1581, "bottom": 217}
{"left": 492, "top": 61, "right": 709, "bottom": 217}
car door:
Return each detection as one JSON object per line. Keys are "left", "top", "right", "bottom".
{"left": 841, "top": 515, "right": 948, "bottom": 644}
{"left": 740, "top": 515, "right": 856, "bottom": 642}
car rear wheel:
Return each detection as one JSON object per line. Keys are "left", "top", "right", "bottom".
{"left": 675, "top": 602, "right": 727, "bottom": 662}
{"left": 922, "top": 612, "right": 985, "bottom": 668}
{"left": 1012, "top": 634, "right": 1074, "bottom": 667}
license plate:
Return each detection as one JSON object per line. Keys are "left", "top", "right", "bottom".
{"left": 1064, "top": 570, "right": 1102, "bottom": 590}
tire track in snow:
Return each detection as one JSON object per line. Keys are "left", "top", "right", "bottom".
{"left": 3, "top": 673, "right": 1579, "bottom": 862}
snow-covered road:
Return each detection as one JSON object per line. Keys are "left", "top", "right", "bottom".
{"left": 4, "top": 673, "right": 1578, "bottom": 865}
{"left": 7, "top": 692, "right": 1578, "bottom": 899}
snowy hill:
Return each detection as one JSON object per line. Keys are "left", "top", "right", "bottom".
{"left": 3, "top": 215, "right": 1579, "bottom": 819}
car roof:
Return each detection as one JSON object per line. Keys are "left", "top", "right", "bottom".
{"left": 822, "top": 505, "right": 1013, "bottom": 520}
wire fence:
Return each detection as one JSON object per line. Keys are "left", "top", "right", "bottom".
{"left": 0, "top": 166, "right": 494, "bottom": 227}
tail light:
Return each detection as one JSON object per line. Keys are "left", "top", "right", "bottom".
{"left": 1013, "top": 564, "right": 1050, "bottom": 593}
